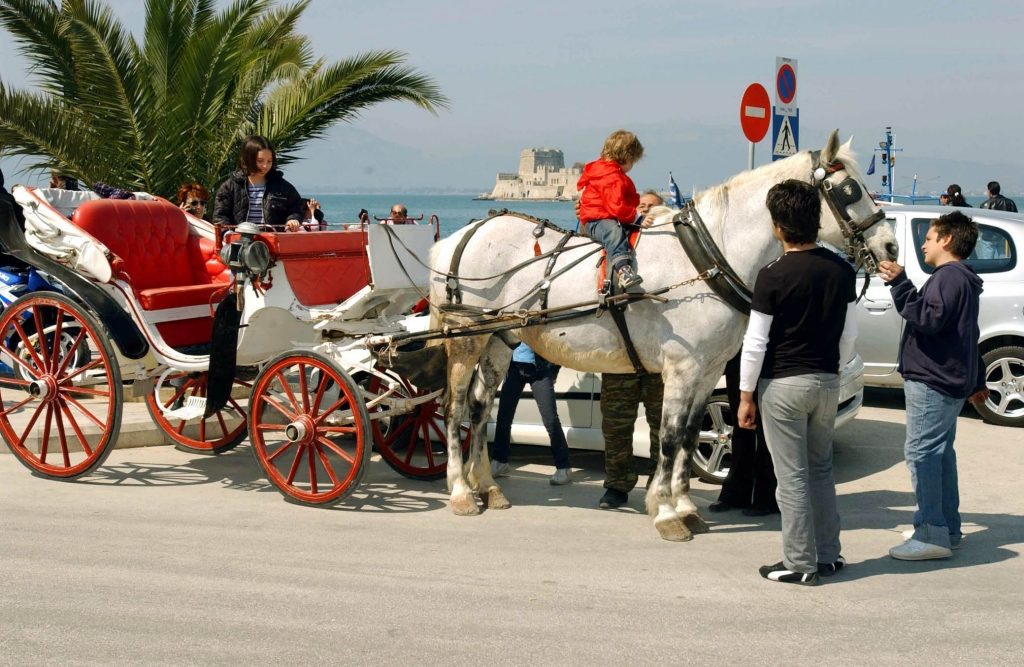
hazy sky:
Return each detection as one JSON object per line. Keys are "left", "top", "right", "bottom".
{"left": 2, "top": 0, "right": 1023, "bottom": 195}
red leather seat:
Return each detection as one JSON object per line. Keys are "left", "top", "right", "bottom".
{"left": 256, "top": 230, "right": 370, "bottom": 306}
{"left": 73, "top": 199, "right": 230, "bottom": 347}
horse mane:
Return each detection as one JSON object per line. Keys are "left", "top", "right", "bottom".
{"left": 685, "top": 139, "right": 863, "bottom": 238}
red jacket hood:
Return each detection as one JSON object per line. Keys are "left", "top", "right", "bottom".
{"left": 578, "top": 159, "right": 625, "bottom": 189}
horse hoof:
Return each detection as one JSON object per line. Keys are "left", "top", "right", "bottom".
{"left": 487, "top": 488, "right": 511, "bottom": 510}
{"left": 655, "top": 516, "right": 693, "bottom": 542}
{"left": 683, "top": 513, "right": 710, "bottom": 535}
{"left": 451, "top": 495, "right": 481, "bottom": 516}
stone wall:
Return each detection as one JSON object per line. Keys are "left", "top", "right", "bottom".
{"left": 487, "top": 147, "right": 581, "bottom": 200}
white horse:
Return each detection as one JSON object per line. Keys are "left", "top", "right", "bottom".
{"left": 428, "top": 130, "right": 898, "bottom": 541}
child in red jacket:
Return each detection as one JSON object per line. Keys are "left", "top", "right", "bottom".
{"left": 578, "top": 129, "right": 645, "bottom": 289}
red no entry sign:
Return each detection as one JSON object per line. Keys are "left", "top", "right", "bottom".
{"left": 740, "top": 83, "right": 771, "bottom": 143}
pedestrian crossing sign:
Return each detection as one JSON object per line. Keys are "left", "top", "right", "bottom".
{"left": 772, "top": 109, "right": 799, "bottom": 161}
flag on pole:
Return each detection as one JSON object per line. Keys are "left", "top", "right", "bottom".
{"left": 866, "top": 154, "right": 876, "bottom": 175}
{"left": 669, "top": 171, "right": 684, "bottom": 208}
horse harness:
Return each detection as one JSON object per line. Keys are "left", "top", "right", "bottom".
{"left": 810, "top": 150, "right": 888, "bottom": 276}
{"left": 441, "top": 159, "right": 885, "bottom": 374}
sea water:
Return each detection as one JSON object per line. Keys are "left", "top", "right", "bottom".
{"left": 310, "top": 194, "right": 580, "bottom": 238}
{"left": 310, "top": 193, "right": 995, "bottom": 239}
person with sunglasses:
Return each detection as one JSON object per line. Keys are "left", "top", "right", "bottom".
{"left": 389, "top": 204, "right": 409, "bottom": 224}
{"left": 177, "top": 182, "right": 210, "bottom": 219}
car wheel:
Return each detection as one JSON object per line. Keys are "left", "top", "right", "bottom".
{"left": 692, "top": 392, "right": 732, "bottom": 484}
{"left": 976, "top": 345, "right": 1024, "bottom": 427}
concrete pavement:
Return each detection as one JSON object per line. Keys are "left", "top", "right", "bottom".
{"left": 1, "top": 389, "right": 1022, "bottom": 665}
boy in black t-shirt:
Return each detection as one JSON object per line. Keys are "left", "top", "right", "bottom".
{"left": 738, "top": 180, "right": 858, "bottom": 586}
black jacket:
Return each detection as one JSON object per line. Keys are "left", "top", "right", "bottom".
{"left": 0, "top": 169, "right": 29, "bottom": 269}
{"left": 981, "top": 194, "right": 1018, "bottom": 213}
{"left": 213, "top": 169, "right": 305, "bottom": 229}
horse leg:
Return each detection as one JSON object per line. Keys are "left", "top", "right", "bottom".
{"left": 645, "top": 382, "right": 691, "bottom": 542}
{"left": 444, "top": 334, "right": 491, "bottom": 516}
{"left": 464, "top": 337, "right": 514, "bottom": 510}
{"left": 671, "top": 394, "right": 712, "bottom": 535}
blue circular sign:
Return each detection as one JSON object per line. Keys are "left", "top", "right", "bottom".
{"left": 777, "top": 64, "right": 796, "bottom": 104}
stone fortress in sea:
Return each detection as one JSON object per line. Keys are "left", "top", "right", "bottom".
{"left": 478, "top": 148, "right": 582, "bottom": 201}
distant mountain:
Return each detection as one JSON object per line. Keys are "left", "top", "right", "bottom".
{"left": 284, "top": 122, "right": 1024, "bottom": 198}
{"left": 5, "top": 120, "right": 1021, "bottom": 197}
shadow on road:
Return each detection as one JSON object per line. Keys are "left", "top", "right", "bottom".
{"left": 74, "top": 444, "right": 450, "bottom": 513}
{"left": 829, "top": 489, "right": 1023, "bottom": 582}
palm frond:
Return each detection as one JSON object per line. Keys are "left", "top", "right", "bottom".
{"left": 0, "top": 0, "right": 77, "bottom": 97}
{"left": 0, "top": 0, "right": 449, "bottom": 198}
{"left": 0, "top": 82, "right": 124, "bottom": 185}
{"left": 259, "top": 50, "right": 449, "bottom": 161}
{"left": 62, "top": 0, "right": 149, "bottom": 183}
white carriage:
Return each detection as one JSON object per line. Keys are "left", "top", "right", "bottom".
{"left": 0, "top": 186, "right": 459, "bottom": 506}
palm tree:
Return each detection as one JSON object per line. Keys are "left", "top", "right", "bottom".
{"left": 0, "top": 0, "right": 447, "bottom": 198}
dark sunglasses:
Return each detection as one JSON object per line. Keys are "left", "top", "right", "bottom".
{"left": 186, "top": 200, "right": 207, "bottom": 207}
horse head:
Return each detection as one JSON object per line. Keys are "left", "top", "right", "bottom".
{"left": 812, "top": 130, "right": 899, "bottom": 272}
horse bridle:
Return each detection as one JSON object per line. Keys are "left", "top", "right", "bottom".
{"left": 810, "top": 150, "right": 887, "bottom": 275}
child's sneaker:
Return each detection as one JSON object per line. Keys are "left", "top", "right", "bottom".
{"left": 616, "top": 265, "right": 643, "bottom": 290}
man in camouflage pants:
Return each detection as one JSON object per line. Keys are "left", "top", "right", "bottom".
{"left": 599, "top": 372, "right": 664, "bottom": 509}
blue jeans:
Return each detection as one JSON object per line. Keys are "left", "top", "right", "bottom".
{"left": 758, "top": 373, "right": 842, "bottom": 574}
{"left": 583, "top": 219, "right": 633, "bottom": 269}
{"left": 490, "top": 362, "right": 571, "bottom": 469}
{"left": 903, "top": 380, "right": 964, "bottom": 549}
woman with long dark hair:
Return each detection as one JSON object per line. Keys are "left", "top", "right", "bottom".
{"left": 213, "top": 135, "right": 306, "bottom": 231}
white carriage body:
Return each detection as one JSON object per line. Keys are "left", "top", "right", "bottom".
{"left": 2, "top": 184, "right": 453, "bottom": 503}
{"left": 12, "top": 185, "right": 434, "bottom": 376}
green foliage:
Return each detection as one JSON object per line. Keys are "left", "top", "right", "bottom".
{"left": 0, "top": 0, "right": 447, "bottom": 197}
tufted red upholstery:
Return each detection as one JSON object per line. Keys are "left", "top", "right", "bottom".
{"left": 72, "top": 199, "right": 231, "bottom": 347}
{"left": 255, "top": 231, "right": 370, "bottom": 306}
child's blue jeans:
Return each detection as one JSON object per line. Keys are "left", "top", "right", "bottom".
{"left": 583, "top": 219, "right": 633, "bottom": 269}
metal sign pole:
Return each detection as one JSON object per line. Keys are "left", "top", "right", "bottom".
{"left": 748, "top": 142, "right": 755, "bottom": 170}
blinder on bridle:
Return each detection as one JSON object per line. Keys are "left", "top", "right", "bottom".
{"left": 809, "top": 150, "right": 886, "bottom": 274}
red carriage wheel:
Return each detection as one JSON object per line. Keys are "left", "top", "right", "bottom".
{"left": 368, "top": 373, "right": 470, "bottom": 481}
{"left": 145, "top": 371, "right": 249, "bottom": 454}
{"left": 0, "top": 293, "right": 123, "bottom": 478}
{"left": 248, "top": 351, "right": 371, "bottom": 506}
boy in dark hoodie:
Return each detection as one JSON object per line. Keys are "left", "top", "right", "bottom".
{"left": 878, "top": 210, "right": 988, "bottom": 561}
{"left": 577, "top": 129, "right": 645, "bottom": 290}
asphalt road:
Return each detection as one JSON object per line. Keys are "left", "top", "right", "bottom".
{"left": 1, "top": 389, "right": 1022, "bottom": 666}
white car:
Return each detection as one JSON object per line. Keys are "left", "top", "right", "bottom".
{"left": 487, "top": 355, "right": 865, "bottom": 484}
{"left": 857, "top": 204, "right": 1024, "bottom": 427}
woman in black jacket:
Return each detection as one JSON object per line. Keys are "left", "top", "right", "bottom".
{"left": 214, "top": 135, "right": 306, "bottom": 231}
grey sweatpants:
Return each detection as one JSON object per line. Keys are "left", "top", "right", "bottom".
{"left": 758, "top": 373, "right": 842, "bottom": 574}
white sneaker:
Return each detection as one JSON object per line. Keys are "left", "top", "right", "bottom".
{"left": 889, "top": 538, "right": 952, "bottom": 561}
{"left": 549, "top": 468, "right": 572, "bottom": 486}
{"left": 491, "top": 460, "right": 511, "bottom": 478}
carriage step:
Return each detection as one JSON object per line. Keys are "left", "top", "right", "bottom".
{"left": 163, "top": 396, "right": 207, "bottom": 421}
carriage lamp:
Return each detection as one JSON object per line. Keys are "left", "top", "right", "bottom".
{"left": 220, "top": 221, "right": 271, "bottom": 278}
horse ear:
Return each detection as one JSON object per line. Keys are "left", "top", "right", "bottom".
{"left": 821, "top": 129, "right": 840, "bottom": 163}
